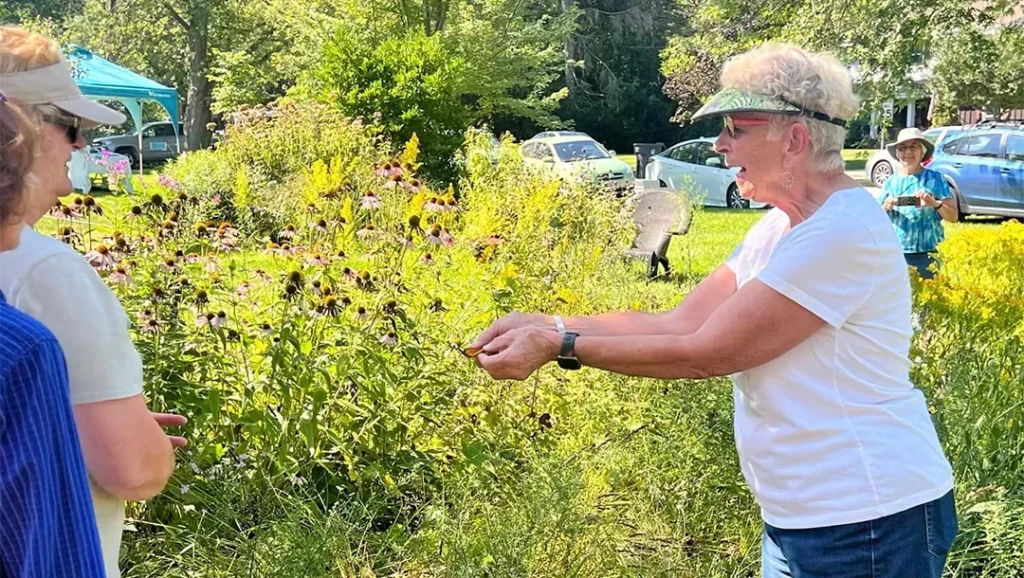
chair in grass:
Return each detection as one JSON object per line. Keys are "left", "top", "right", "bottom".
{"left": 627, "top": 188, "right": 693, "bottom": 280}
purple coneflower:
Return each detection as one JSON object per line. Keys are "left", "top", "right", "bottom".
{"left": 440, "top": 228, "right": 455, "bottom": 248}
{"left": 84, "top": 245, "right": 117, "bottom": 270}
{"left": 359, "top": 192, "right": 382, "bottom": 211}
{"left": 357, "top": 223, "right": 377, "bottom": 239}
{"left": 379, "top": 331, "right": 397, "bottom": 346}
{"left": 355, "top": 306, "right": 368, "bottom": 321}
{"left": 420, "top": 252, "right": 435, "bottom": 265}
{"left": 107, "top": 265, "right": 131, "bottom": 285}
{"left": 313, "top": 218, "right": 329, "bottom": 234}
{"left": 140, "top": 318, "right": 161, "bottom": 334}
{"left": 211, "top": 311, "right": 227, "bottom": 329}
{"left": 278, "top": 224, "right": 297, "bottom": 240}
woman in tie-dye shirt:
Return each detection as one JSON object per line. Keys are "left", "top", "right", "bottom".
{"left": 877, "top": 128, "right": 959, "bottom": 279}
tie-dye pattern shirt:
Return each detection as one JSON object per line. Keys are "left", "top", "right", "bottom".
{"left": 877, "top": 168, "right": 952, "bottom": 253}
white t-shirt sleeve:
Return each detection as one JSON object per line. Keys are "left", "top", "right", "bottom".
{"left": 11, "top": 253, "right": 143, "bottom": 404}
{"left": 756, "top": 215, "right": 879, "bottom": 328}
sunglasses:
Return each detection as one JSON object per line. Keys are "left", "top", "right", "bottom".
{"left": 723, "top": 116, "right": 771, "bottom": 138}
{"left": 40, "top": 112, "right": 82, "bottom": 143}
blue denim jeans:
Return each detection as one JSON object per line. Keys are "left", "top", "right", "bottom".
{"left": 904, "top": 252, "right": 938, "bottom": 280}
{"left": 762, "top": 491, "right": 958, "bottom": 578}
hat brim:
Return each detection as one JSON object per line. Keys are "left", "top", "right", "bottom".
{"left": 886, "top": 138, "right": 934, "bottom": 163}
{"left": 52, "top": 96, "right": 126, "bottom": 129}
{"left": 691, "top": 89, "right": 802, "bottom": 122}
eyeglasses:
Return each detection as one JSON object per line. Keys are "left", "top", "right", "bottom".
{"left": 723, "top": 115, "right": 771, "bottom": 138}
{"left": 40, "top": 112, "right": 82, "bottom": 143}
{"left": 896, "top": 144, "right": 923, "bottom": 153}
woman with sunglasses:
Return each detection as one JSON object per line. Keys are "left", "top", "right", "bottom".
{"left": 469, "top": 43, "right": 956, "bottom": 577}
{"left": 0, "top": 27, "right": 185, "bottom": 578}
{"left": 1, "top": 93, "right": 106, "bottom": 577}
{"left": 877, "top": 128, "right": 958, "bottom": 280}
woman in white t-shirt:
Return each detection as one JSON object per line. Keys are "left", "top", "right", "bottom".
{"left": 469, "top": 44, "right": 957, "bottom": 578}
{"left": 0, "top": 27, "right": 187, "bottom": 578}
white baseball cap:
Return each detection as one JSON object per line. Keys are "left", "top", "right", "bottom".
{"left": 0, "top": 57, "right": 126, "bottom": 128}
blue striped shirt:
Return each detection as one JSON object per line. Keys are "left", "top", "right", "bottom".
{"left": 1, "top": 290, "right": 105, "bottom": 577}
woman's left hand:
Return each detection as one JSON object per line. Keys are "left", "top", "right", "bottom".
{"left": 915, "top": 191, "right": 942, "bottom": 208}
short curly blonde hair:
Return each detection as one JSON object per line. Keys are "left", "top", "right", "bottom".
{"left": 721, "top": 43, "right": 859, "bottom": 173}
{"left": 0, "top": 26, "right": 62, "bottom": 74}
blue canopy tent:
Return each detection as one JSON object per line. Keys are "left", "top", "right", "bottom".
{"left": 65, "top": 45, "right": 181, "bottom": 174}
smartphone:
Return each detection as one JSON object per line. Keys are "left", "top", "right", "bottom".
{"left": 895, "top": 196, "right": 920, "bottom": 207}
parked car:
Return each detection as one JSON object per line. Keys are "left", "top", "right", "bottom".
{"left": 93, "top": 121, "right": 184, "bottom": 168}
{"left": 928, "top": 124, "right": 1024, "bottom": 219}
{"left": 531, "top": 130, "right": 590, "bottom": 140}
{"left": 865, "top": 126, "right": 964, "bottom": 187}
{"left": 644, "top": 137, "right": 768, "bottom": 209}
{"left": 521, "top": 134, "right": 634, "bottom": 194}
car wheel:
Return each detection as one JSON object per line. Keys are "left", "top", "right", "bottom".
{"left": 727, "top": 185, "right": 749, "bottom": 209}
{"left": 871, "top": 161, "right": 892, "bottom": 187}
{"left": 116, "top": 148, "right": 138, "bottom": 169}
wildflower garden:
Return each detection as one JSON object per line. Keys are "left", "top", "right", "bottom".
{"left": 42, "top": 103, "right": 1024, "bottom": 577}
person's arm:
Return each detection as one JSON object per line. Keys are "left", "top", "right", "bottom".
{"left": 73, "top": 397, "right": 182, "bottom": 501}
{"left": 477, "top": 279, "right": 822, "bottom": 380}
{"left": 12, "top": 253, "right": 183, "bottom": 501}
{"left": 917, "top": 173, "right": 958, "bottom": 223}
{"left": 1, "top": 338, "right": 106, "bottom": 576}
{"left": 469, "top": 264, "right": 738, "bottom": 349}
{"left": 567, "top": 280, "right": 823, "bottom": 378}
{"left": 476, "top": 211, "right": 875, "bottom": 382}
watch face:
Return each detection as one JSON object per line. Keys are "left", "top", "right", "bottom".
{"left": 557, "top": 356, "right": 582, "bottom": 370}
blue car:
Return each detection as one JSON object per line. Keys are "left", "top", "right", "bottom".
{"left": 927, "top": 123, "right": 1024, "bottom": 219}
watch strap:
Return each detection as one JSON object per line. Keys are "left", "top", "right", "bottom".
{"left": 553, "top": 315, "right": 566, "bottom": 334}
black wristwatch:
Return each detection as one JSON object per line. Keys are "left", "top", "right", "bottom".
{"left": 557, "top": 332, "right": 581, "bottom": 370}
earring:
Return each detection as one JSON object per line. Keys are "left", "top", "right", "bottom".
{"left": 782, "top": 171, "right": 795, "bottom": 190}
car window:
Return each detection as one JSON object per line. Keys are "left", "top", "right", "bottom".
{"left": 522, "top": 143, "right": 538, "bottom": 159}
{"left": 670, "top": 143, "right": 697, "bottom": 164}
{"left": 941, "top": 137, "right": 963, "bottom": 155}
{"left": 959, "top": 133, "right": 1002, "bottom": 158}
{"left": 155, "top": 124, "right": 177, "bottom": 138}
{"left": 695, "top": 142, "right": 724, "bottom": 168}
{"left": 1005, "top": 135, "right": 1024, "bottom": 163}
{"left": 538, "top": 144, "right": 554, "bottom": 161}
{"left": 141, "top": 126, "right": 158, "bottom": 138}
{"left": 552, "top": 140, "right": 609, "bottom": 162}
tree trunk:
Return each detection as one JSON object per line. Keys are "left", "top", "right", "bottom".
{"left": 562, "top": 0, "right": 579, "bottom": 94}
{"left": 184, "top": 1, "right": 211, "bottom": 151}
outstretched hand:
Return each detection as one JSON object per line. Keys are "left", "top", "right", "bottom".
{"left": 475, "top": 325, "right": 561, "bottom": 381}
{"left": 469, "top": 312, "right": 551, "bottom": 351}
